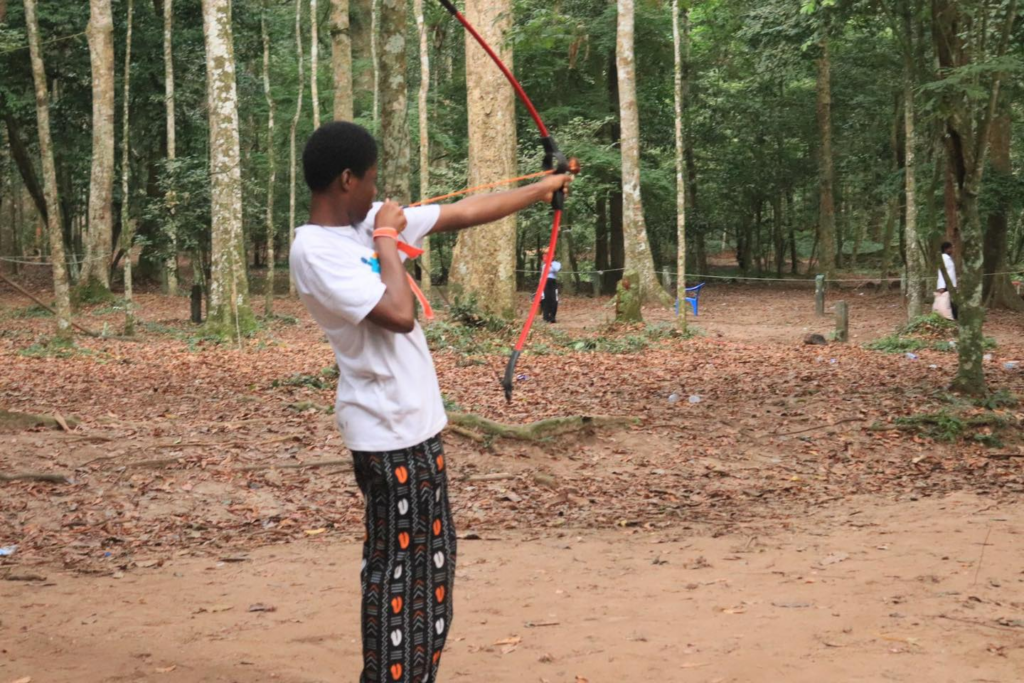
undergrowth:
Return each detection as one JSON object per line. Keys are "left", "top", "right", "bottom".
{"left": 10, "top": 304, "right": 54, "bottom": 319}
{"left": 19, "top": 335, "right": 91, "bottom": 359}
{"left": 890, "top": 408, "right": 1014, "bottom": 447}
{"left": 865, "top": 313, "right": 995, "bottom": 354}
{"left": 272, "top": 365, "right": 339, "bottom": 390}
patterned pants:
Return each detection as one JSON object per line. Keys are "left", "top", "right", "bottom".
{"left": 352, "top": 434, "right": 457, "bottom": 683}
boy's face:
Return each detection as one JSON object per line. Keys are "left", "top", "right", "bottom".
{"left": 342, "top": 164, "right": 379, "bottom": 225}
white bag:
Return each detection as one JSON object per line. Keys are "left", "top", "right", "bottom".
{"left": 932, "top": 290, "right": 954, "bottom": 320}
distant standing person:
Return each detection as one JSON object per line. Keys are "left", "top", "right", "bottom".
{"left": 542, "top": 259, "right": 561, "bottom": 323}
{"left": 937, "top": 241, "right": 957, "bottom": 319}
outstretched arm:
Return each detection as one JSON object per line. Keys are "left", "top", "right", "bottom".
{"left": 430, "top": 173, "right": 571, "bottom": 234}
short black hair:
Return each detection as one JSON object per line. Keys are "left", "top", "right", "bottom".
{"left": 302, "top": 122, "right": 377, "bottom": 192}
{"left": 941, "top": 241, "right": 953, "bottom": 252}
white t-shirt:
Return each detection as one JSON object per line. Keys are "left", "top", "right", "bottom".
{"left": 937, "top": 253, "right": 957, "bottom": 290}
{"left": 290, "top": 203, "right": 445, "bottom": 452}
{"left": 547, "top": 261, "right": 562, "bottom": 279}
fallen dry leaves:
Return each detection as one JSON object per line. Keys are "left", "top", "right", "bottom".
{"left": 1, "top": 287, "right": 1022, "bottom": 573}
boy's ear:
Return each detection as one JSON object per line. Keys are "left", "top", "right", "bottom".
{"left": 337, "top": 169, "right": 353, "bottom": 193}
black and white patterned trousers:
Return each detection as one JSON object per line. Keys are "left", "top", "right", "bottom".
{"left": 352, "top": 434, "right": 457, "bottom": 683}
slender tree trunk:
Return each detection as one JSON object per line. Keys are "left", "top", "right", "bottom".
{"left": 982, "top": 109, "right": 1023, "bottom": 310}
{"left": 162, "top": 0, "right": 178, "bottom": 294}
{"left": 815, "top": 35, "right": 837, "bottom": 283}
{"left": 595, "top": 195, "right": 608, "bottom": 294}
{"left": 606, "top": 49, "right": 624, "bottom": 292}
{"left": 120, "top": 0, "right": 136, "bottom": 335}
{"left": 202, "top": 0, "right": 254, "bottom": 337}
{"left": 310, "top": 0, "right": 321, "bottom": 128}
{"left": 350, "top": 0, "right": 373, "bottom": 118}
{"left": 933, "top": 0, "right": 1017, "bottom": 395}
{"left": 24, "top": 0, "right": 72, "bottom": 339}
{"left": 0, "top": 0, "right": 6, "bottom": 24}
{"left": 414, "top": 0, "right": 430, "bottom": 293}
{"left": 616, "top": 0, "right": 665, "bottom": 303}
{"left": 378, "top": 0, "right": 410, "bottom": 203}
{"left": 449, "top": 0, "right": 517, "bottom": 316}
{"left": 262, "top": 6, "right": 277, "bottom": 316}
{"left": 371, "top": 0, "right": 379, "bottom": 124}
{"left": 330, "top": 0, "right": 353, "bottom": 121}
{"left": 672, "top": 0, "right": 687, "bottom": 329}
{"left": 902, "top": 0, "right": 924, "bottom": 317}
{"left": 84, "top": 0, "right": 115, "bottom": 292}
{"left": 288, "top": 0, "right": 305, "bottom": 297}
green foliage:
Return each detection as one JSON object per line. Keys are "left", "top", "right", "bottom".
{"left": 899, "top": 313, "right": 956, "bottom": 337}
{"left": 864, "top": 335, "right": 927, "bottom": 353}
{"left": 894, "top": 410, "right": 1010, "bottom": 445}
{"left": 272, "top": 366, "right": 340, "bottom": 391}
{"left": 72, "top": 281, "right": 117, "bottom": 307}
{"left": 9, "top": 304, "right": 54, "bottom": 319}
{"left": 19, "top": 336, "right": 88, "bottom": 359}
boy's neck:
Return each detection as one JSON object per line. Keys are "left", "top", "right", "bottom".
{"left": 309, "top": 195, "right": 354, "bottom": 227}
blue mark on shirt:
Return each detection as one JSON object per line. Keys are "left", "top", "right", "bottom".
{"left": 361, "top": 254, "right": 380, "bottom": 274}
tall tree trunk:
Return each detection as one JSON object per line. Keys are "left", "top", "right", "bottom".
{"left": 310, "top": 0, "right": 321, "bottom": 128}
{"left": 595, "top": 194, "right": 608, "bottom": 294}
{"left": 162, "top": 0, "right": 179, "bottom": 294}
{"left": 606, "top": 49, "right": 624, "bottom": 293}
{"left": 815, "top": 35, "right": 837, "bottom": 283}
{"left": 350, "top": 0, "right": 373, "bottom": 118}
{"left": 615, "top": 0, "right": 665, "bottom": 303}
{"left": 378, "top": 0, "right": 410, "bottom": 202}
{"left": 371, "top": 0, "right": 379, "bottom": 124}
{"left": 24, "top": 0, "right": 72, "bottom": 338}
{"left": 262, "top": 6, "right": 277, "bottom": 316}
{"left": 120, "top": 0, "right": 136, "bottom": 335}
{"left": 672, "top": 0, "right": 687, "bottom": 329}
{"left": 902, "top": 0, "right": 924, "bottom": 317}
{"left": 448, "top": 0, "right": 516, "bottom": 316}
{"left": 983, "top": 108, "right": 1023, "bottom": 310}
{"left": 202, "top": 0, "right": 254, "bottom": 336}
{"left": 933, "top": 0, "right": 1017, "bottom": 395}
{"left": 288, "top": 0, "right": 305, "bottom": 297}
{"left": 84, "top": 0, "right": 115, "bottom": 292}
{"left": 330, "top": 0, "right": 353, "bottom": 121}
{"left": 3, "top": 114, "right": 47, "bottom": 222}
{"left": 414, "top": 0, "right": 430, "bottom": 293}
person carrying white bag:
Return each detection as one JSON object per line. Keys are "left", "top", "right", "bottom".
{"left": 933, "top": 241, "right": 957, "bottom": 320}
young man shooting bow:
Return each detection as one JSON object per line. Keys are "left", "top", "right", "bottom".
{"left": 290, "top": 121, "right": 571, "bottom": 683}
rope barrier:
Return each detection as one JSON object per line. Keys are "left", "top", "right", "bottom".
{"left": 0, "top": 30, "right": 88, "bottom": 56}
{"left": 513, "top": 266, "right": 1023, "bottom": 284}
{"left": 0, "top": 253, "right": 110, "bottom": 266}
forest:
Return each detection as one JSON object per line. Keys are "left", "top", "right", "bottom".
{"left": 1, "top": 1, "right": 1024, "bottom": 681}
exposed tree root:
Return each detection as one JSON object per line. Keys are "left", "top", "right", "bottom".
{"left": 446, "top": 412, "right": 639, "bottom": 441}
{"left": 0, "top": 410, "right": 80, "bottom": 432}
{"left": 0, "top": 471, "right": 71, "bottom": 484}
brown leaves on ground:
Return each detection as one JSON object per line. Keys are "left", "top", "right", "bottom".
{"left": 1, "top": 286, "right": 1022, "bottom": 573}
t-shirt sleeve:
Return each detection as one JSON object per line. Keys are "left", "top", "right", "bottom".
{"left": 399, "top": 205, "right": 441, "bottom": 250}
{"left": 297, "top": 243, "right": 387, "bottom": 325}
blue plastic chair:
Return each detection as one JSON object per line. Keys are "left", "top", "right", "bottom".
{"left": 674, "top": 282, "right": 706, "bottom": 316}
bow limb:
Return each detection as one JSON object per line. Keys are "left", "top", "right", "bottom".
{"left": 436, "top": 0, "right": 569, "bottom": 402}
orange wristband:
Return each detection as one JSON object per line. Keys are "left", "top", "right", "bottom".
{"left": 373, "top": 227, "right": 399, "bottom": 240}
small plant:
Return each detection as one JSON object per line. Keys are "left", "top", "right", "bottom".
{"left": 891, "top": 409, "right": 1011, "bottom": 445}
{"left": 865, "top": 335, "right": 927, "bottom": 353}
{"left": 72, "top": 280, "right": 117, "bottom": 307}
{"left": 10, "top": 304, "right": 54, "bottom": 319}
{"left": 272, "top": 365, "right": 339, "bottom": 390}
{"left": 900, "top": 313, "right": 955, "bottom": 337}
{"left": 19, "top": 335, "right": 88, "bottom": 359}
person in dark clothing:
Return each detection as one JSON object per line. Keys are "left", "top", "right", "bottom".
{"left": 542, "top": 259, "right": 561, "bottom": 323}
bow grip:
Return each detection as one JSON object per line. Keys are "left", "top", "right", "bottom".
{"left": 541, "top": 136, "right": 569, "bottom": 211}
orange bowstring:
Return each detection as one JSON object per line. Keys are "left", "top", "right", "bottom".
{"left": 409, "top": 169, "right": 554, "bottom": 207}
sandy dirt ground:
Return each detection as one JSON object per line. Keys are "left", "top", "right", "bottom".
{"left": 2, "top": 278, "right": 1023, "bottom": 682}
{"left": 3, "top": 494, "right": 1022, "bottom": 683}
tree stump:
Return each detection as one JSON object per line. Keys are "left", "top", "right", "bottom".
{"left": 834, "top": 300, "right": 849, "bottom": 342}
{"left": 615, "top": 269, "right": 643, "bottom": 323}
